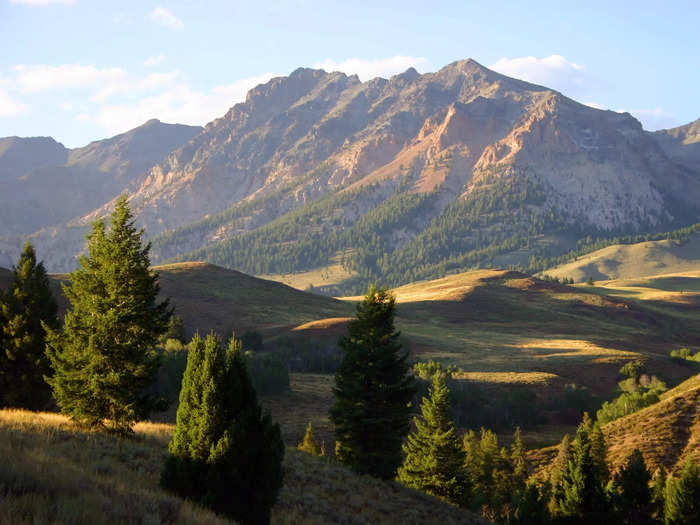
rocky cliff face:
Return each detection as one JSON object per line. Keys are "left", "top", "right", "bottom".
{"left": 653, "top": 118, "right": 700, "bottom": 173}
{"left": 3, "top": 59, "right": 699, "bottom": 276}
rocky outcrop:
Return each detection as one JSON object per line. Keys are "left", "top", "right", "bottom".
{"left": 3, "top": 59, "right": 700, "bottom": 272}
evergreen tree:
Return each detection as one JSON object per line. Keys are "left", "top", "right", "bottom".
{"left": 45, "top": 196, "right": 171, "bottom": 433}
{"left": 0, "top": 242, "right": 58, "bottom": 409}
{"left": 511, "top": 427, "right": 528, "bottom": 490}
{"left": 554, "top": 423, "right": 610, "bottom": 523}
{"left": 610, "top": 449, "right": 653, "bottom": 525}
{"left": 161, "top": 334, "right": 285, "bottom": 525}
{"left": 298, "top": 422, "right": 323, "bottom": 456}
{"left": 664, "top": 459, "right": 700, "bottom": 525}
{"left": 329, "top": 285, "right": 415, "bottom": 479}
{"left": 652, "top": 466, "right": 667, "bottom": 523}
{"left": 590, "top": 422, "right": 610, "bottom": 485}
{"left": 549, "top": 433, "right": 572, "bottom": 512}
{"left": 398, "top": 372, "right": 468, "bottom": 506}
{"left": 513, "top": 480, "right": 551, "bottom": 525}
{"left": 162, "top": 313, "right": 186, "bottom": 343}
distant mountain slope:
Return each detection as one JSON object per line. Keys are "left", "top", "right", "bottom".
{"left": 0, "top": 266, "right": 11, "bottom": 290}
{"left": 540, "top": 233, "right": 700, "bottom": 282}
{"left": 0, "top": 119, "right": 201, "bottom": 236}
{"left": 6, "top": 59, "right": 700, "bottom": 287}
{"left": 654, "top": 118, "right": 700, "bottom": 172}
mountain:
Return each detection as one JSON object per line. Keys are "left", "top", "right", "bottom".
{"left": 540, "top": 232, "right": 700, "bottom": 282}
{"left": 653, "top": 118, "right": 700, "bottom": 172}
{"left": 5, "top": 60, "right": 700, "bottom": 289}
{"left": 0, "top": 119, "right": 201, "bottom": 237}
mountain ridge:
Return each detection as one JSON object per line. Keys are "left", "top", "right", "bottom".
{"left": 1, "top": 59, "right": 699, "bottom": 288}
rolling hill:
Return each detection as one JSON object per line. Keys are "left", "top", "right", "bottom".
{"left": 0, "top": 409, "right": 487, "bottom": 525}
{"left": 540, "top": 232, "right": 700, "bottom": 282}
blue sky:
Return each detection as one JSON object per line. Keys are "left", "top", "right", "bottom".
{"left": 1, "top": 0, "right": 698, "bottom": 148}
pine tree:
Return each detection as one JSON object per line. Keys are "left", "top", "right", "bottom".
{"left": 610, "top": 449, "right": 653, "bottom": 525}
{"left": 549, "top": 433, "right": 572, "bottom": 511}
{"left": 555, "top": 423, "right": 610, "bottom": 523}
{"left": 298, "top": 422, "right": 323, "bottom": 456}
{"left": 590, "top": 422, "right": 610, "bottom": 485}
{"left": 330, "top": 285, "right": 415, "bottom": 479}
{"left": 651, "top": 466, "right": 667, "bottom": 523}
{"left": 511, "top": 427, "right": 528, "bottom": 490}
{"left": 162, "top": 313, "right": 186, "bottom": 343}
{"left": 398, "top": 372, "right": 468, "bottom": 506}
{"left": 0, "top": 242, "right": 58, "bottom": 409}
{"left": 513, "top": 480, "right": 551, "bottom": 525}
{"left": 161, "top": 334, "right": 284, "bottom": 525}
{"left": 45, "top": 196, "right": 170, "bottom": 433}
{"left": 664, "top": 459, "right": 700, "bottom": 525}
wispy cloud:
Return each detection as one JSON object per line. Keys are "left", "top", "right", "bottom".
{"left": 13, "top": 64, "right": 127, "bottom": 93}
{"left": 313, "top": 56, "right": 428, "bottom": 81}
{"left": 9, "top": 0, "right": 75, "bottom": 5}
{"left": 490, "top": 54, "right": 592, "bottom": 99}
{"left": 0, "top": 89, "right": 27, "bottom": 117}
{"left": 144, "top": 54, "right": 165, "bottom": 67}
{"left": 148, "top": 7, "right": 184, "bottom": 30}
{"left": 93, "top": 73, "right": 276, "bottom": 136}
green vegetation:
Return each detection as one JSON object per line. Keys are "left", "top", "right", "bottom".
{"left": 670, "top": 347, "right": 700, "bottom": 363}
{"left": 330, "top": 286, "right": 415, "bottom": 479}
{"left": 161, "top": 333, "right": 284, "bottom": 525}
{"left": 609, "top": 449, "right": 654, "bottom": 525}
{"left": 45, "top": 196, "right": 171, "bottom": 433}
{"left": 398, "top": 371, "right": 468, "bottom": 506}
{"left": 0, "top": 242, "right": 58, "bottom": 410}
{"left": 664, "top": 459, "right": 700, "bottom": 525}
{"left": 596, "top": 364, "right": 667, "bottom": 425}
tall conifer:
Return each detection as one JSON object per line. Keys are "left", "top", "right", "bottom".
{"left": 664, "top": 459, "right": 700, "bottom": 525}
{"left": 610, "top": 449, "right": 653, "bottom": 525}
{"left": 161, "top": 334, "right": 284, "bottom": 525}
{"left": 0, "top": 242, "right": 58, "bottom": 409}
{"left": 45, "top": 196, "right": 170, "bottom": 432}
{"left": 555, "top": 423, "right": 609, "bottom": 523}
{"left": 398, "top": 372, "right": 468, "bottom": 506}
{"left": 330, "top": 285, "right": 415, "bottom": 479}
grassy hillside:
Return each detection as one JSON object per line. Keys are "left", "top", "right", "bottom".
{"left": 0, "top": 409, "right": 487, "bottom": 525}
{"left": 45, "top": 262, "right": 353, "bottom": 339}
{"left": 333, "top": 270, "right": 700, "bottom": 398}
{"left": 528, "top": 372, "right": 700, "bottom": 478}
{"left": 540, "top": 233, "right": 700, "bottom": 282}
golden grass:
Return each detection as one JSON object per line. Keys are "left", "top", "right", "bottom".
{"left": 540, "top": 234, "right": 700, "bottom": 283}
{"left": 0, "top": 409, "right": 488, "bottom": 525}
{"left": 259, "top": 252, "right": 356, "bottom": 291}
{"left": 452, "top": 371, "right": 562, "bottom": 386}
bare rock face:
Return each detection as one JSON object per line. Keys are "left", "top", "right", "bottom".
{"left": 652, "top": 118, "right": 700, "bottom": 172}
{"left": 4, "top": 59, "right": 700, "bottom": 273}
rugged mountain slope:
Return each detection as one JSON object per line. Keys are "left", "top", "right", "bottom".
{"left": 541, "top": 232, "right": 700, "bottom": 282}
{"left": 0, "top": 119, "right": 201, "bottom": 236}
{"left": 8, "top": 60, "right": 700, "bottom": 284}
{"left": 654, "top": 118, "right": 700, "bottom": 172}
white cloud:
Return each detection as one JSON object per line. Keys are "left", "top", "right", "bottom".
{"left": 144, "top": 54, "right": 165, "bottom": 67}
{"left": 148, "top": 7, "right": 184, "bottom": 30}
{"left": 0, "top": 89, "right": 26, "bottom": 117}
{"left": 74, "top": 112, "right": 90, "bottom": 122}
{"left": 13, "top": 64, "right": 127, "bottom": 93}
{"left": 490, "top": 54, "right": 591, "bottom": 99}
{"left": 9, "top": 0, "right": 75, "bottom": 5}
{"left": 139, "top": 71, "right": 180, "bottom": 90}
{"left": 94, "top": 73, "right": 276, "bottom": 136}
{"left": 60, "top": 101, "right": 73, "bottom": 111}
{"left": 312, "top": 55, "right": 428, "bottom": 81}
{"left": 618, "top": 107, "right": 679, "bottom": 131}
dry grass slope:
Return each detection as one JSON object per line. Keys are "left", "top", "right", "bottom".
{"left": 0, "top": 409, "right": 488, "bottom": 525}
{"left": 540, "top": 233, "right": 700, "bottom": 283}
